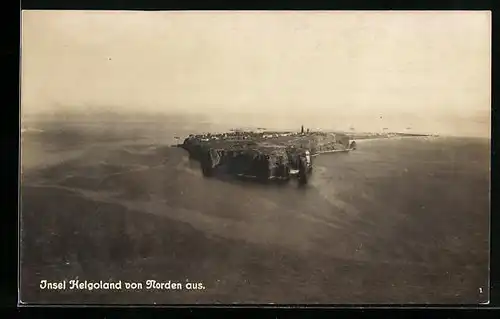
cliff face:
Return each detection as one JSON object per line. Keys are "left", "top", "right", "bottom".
{"left": 179, "top": 131, "right": 350, "bottom": 179}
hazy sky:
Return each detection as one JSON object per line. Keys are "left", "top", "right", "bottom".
{"left": 21, "top": 11, "right": 491, "bottom": 136}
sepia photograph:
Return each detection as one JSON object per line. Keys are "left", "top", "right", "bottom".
{"left": 19, "top": 10, "right": 491, "bottom": 305}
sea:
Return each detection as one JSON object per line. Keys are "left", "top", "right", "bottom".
{"left": 19, "top": 118, "right": 491, "bottom": 304}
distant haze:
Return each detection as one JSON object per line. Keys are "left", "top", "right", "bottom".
{"left": 21, "top": 11, "right": 491, "bottom": 137}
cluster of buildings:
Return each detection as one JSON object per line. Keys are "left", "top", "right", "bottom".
{"left": 188, "top": 125, "right": 313, "bottom": 142}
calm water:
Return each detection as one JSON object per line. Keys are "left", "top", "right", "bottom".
{"left": 20, "top": 121, "right": 490, "bottom": 304}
